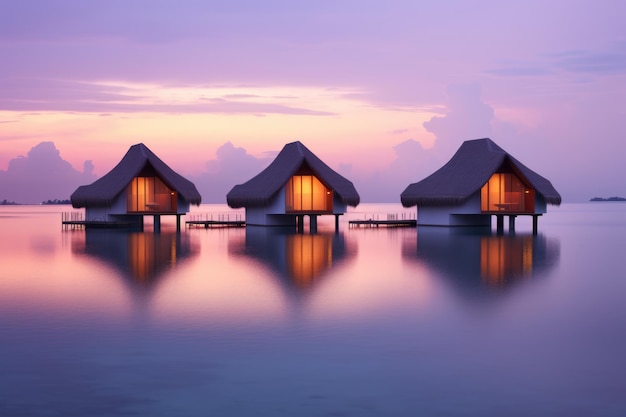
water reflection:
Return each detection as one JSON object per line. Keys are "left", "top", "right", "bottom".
{"left": 72, "top": 230, "right": 199, "bottom": 289}
{"left": 403, "top": 228, "right": 560, "bottom": 296}
{"left": 229, "top": 228, "right": 357, "bottom": 294}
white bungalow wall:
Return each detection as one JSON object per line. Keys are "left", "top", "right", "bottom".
{"left": 417, "top": 193, "right": 490, "bottom": 227}
{"left": 85, "top": 207, "right": 110, "bottom": 221}
{"left": 85, "top": 190, "right": 191, "bottom": 222}
{"left": 85, "top": 194, "right": 126, "bottom": 221}
{"left": 245, "top": 186, "right": 349, "bottom": 226}
{"left": 332, "top": 194, "right": 348, "bottom": 214}
{"left": 534, "top": 195, "right": 547, "bottom": 214}
{"left": 245, "top": 188, "right": 288, "bottom": 226}
{"left": 176, "top": 196, "right": 191, "bottom": 214}
{"left": 417, "top": 192, "right": 549, "bottom": 227}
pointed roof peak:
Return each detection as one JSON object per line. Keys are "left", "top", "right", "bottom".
{"left": 463, "top": 138, "right": 503, "bottom": 151}
{"left": 227, "top": 141, "right": 359, "bottom": 208}
{"left": 285, "top": 140, "right": 308, "bottom": 154}
{"left": 401, "top": 138, "right": 561, "bottom": 207}
{"left": 71, "top": 143, "right": 201, "bottom": 208}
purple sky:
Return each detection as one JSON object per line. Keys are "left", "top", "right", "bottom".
{"left": 1, "top": 1, "right": 625, "bottom": 203}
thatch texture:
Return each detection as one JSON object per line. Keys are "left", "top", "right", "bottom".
{"left": 227, "top": 141, "right": 360, "bottom": 208}
{"left": 71, "top": 143, "right": 201, "bottom": 208}
{"left": 401, "top": 138, "right": 561, "bottom": 207}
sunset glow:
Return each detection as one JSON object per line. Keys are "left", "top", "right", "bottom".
{"left": 0, "top": 82, "right": 437, "bottom": 180}
{"left": 1, "top": 1, "right": 625, "bottom": 204}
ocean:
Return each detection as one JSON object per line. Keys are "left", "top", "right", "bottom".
{"left": 0, "top": 203, "right": 624, "bottom": 416}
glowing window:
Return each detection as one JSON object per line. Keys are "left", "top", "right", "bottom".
{"left": 480, "top": 173, "right": 533, "bottom": 212}
{"left": 127, "top": 177, "right": 177, "bottom": 212}
{"left": 286, "top": 175, "right": 333, "bottom": 212}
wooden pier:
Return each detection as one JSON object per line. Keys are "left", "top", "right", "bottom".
{"left": 349, "top": 219, "right": 416, "bottom": 228}
{"left": 349, "top": 212, "right": 417, "bottom": 228}
{"left": 62, "top": 212, "right": 246, "bottom": 230}
{"left": 186, "top": 219, "right": 245, "bottom": 228}
{"left": 62, "top": 212, "right": 138, "bottom": 230}
{"left": 185, "top": 213, "right": 245, "bottom": 229}
{"left": 62, "top": 220, "right": 137, "bottom": 230}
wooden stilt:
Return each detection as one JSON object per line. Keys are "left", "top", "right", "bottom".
{"left": 509, "top": 215, "right": 516, "bottom": 233}
{"left": 309, "top": 215, "right": 318, "bottom": 234}
{"left": 496, "top": 215, "right": 504, "bottom": 235}
{"left": 153, "top": 214, "right": 161, "bottom": 233}
{"left": 533, "top": 215, "right": 538, "bottom": 235}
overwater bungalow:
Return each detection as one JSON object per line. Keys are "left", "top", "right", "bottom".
{"left": 226, "top": 141, "right": 360, "bottom": 231}
{"left": 70, "top": 143, "right": 201, "bottom": 231}
{"left": 400, "top": 138, "right": 561, "bottom": 233}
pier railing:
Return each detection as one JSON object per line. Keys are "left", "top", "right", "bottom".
{"left": 186, "top": 212, "right": 246, "bottom": 228}
{"left": 62, "top": 210, "right": 417, "bottom": 230}
{"left": 186, "top": 213, "right": 245, "bottom": 222}
{"left": 62, "top": 211, "right": 85, "bottom": 230}
{"left": 348, "top": 212, "right": 417, "bottom": 228}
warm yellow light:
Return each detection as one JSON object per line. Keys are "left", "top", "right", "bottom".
{"left": 286, "top": 175, "right": 332, "bottom": 212}
{"left": 301, "top": 176, "right": 312, "bottom": 194}
{"left": 287, "top": 234, "right": 333, "bottom": 286}
{"left": 480, "top": 236, "right": 533, "bottom": 284}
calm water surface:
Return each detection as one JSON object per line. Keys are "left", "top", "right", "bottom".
{"left": 0, "top": 203, "right": 624, "bottom": 416}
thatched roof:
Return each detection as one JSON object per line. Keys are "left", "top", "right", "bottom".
{"left": 71, "top": 143, "right": 201, "bottom": 208}
{"left": 227, "top": 141, "right": 360, "bottom": 208}
{"left": 401, "top": 138, "right": 561, "bottom": 207}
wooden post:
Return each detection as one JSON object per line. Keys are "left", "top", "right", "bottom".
{"left": 335, "top": 214, "right": 340, "bottom": 233}
{"left": 297, "top": 215, "right": 304, "bottom": 234}
{"left": 509, "top": 215, "right": 516, "bottom": 233}
{"left": 154, "top": 214, "right": 161, "bottom": 233}
{"left": 532, "top": 215, "right": 538, "bottom": 235}
{"left": 176, "top": 214, "right": 181, "bottom": 232}
{"left": 496, "top": 215, "right": 504, "bottom": 235}
{"left": 309, "top": 215, "right": 318, "bottom": 234}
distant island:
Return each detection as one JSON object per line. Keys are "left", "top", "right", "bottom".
{"left": 1, "top": 199, "right": 19, "bottom": 205}
{"left": 590, "top": 196, "right": 626, "bottom": 202}
{"left": 0, "top": 199, "right": 72, "bottom": 205}
{"left": 41, "top": 199, "right": 72, "bottom": 205}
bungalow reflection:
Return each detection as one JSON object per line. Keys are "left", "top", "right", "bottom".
{"left": 402, "top": 228, "right": 560, "bottom": 294}
{"left": 72, "top": 230, "right": 199, "bottom": 287}
{"left": 229, "top": 228, "right": 357, "bottom": 292}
